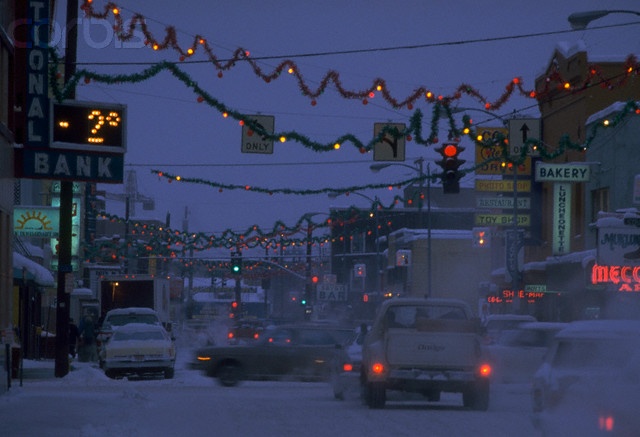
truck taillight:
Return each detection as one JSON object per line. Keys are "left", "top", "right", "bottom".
{"left": 227, "top": 332, "right": 234, "bottom": 339}
{"left": 342, "top": 363, "right": 354, "bottom": 372}
{"left": 371, "top": 362, "right": 385, "bottom": 374}
{"left": 478, "top": 363, "right": 492, "bottom": 378}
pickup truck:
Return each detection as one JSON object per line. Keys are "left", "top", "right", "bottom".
{"left": 361, "top": 298, "right": 491, "bottom": 410}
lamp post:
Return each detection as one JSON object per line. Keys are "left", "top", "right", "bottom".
{"left": 302, "top": 212, "right": 329, "bottom": 318}
{"left": 328, "top": 191, "right": 382, "bottom": 295}
{"left": 370, "top": 159, "right": 432, "bottom": 297}
{"left": 568, "top": 10, "right": 640, "bottom": 30}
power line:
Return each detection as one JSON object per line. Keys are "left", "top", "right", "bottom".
{"left": 74, "top": 21, "right": 640, "bottom": 66}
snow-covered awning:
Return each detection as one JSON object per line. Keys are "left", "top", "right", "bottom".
{"left": 13, "top": 252, "right": 55, "bottom": 287}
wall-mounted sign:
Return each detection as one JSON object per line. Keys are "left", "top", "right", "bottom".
{"left": 14, "top": 206, "right": 60, "bottom": 238}
{"left": 552, "top": 183, "right": 571, "bottom": 256}
{"left": 25, "top": 0, "right": 50, "bottom": 149}
{"left": 52, "top": 101, "right": 127, "bottom": 152}
{"left": 535, "top": 162, "right": 591, "bottom": 182}
{"left": 591, "top": 264, "right": 640, "bottom": 292}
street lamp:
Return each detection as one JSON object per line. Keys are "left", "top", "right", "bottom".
{"left": 302, "top": 212, "right": 329, "bottom": 317}
{"left": 328, "top": 191, "right": 382, "bottom": 296}
{"left": 370, "top": 159, "right": 432, "bottom": 297}
{"left": 568, "top": 10, "right": 640, "bottom": 30}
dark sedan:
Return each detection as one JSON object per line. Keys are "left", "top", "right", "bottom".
{"left": 191, "top": 324, "right": 355, "bottom": 386}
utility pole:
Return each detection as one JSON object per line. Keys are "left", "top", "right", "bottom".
{"left": 54, "top": 0, "right": 78, "bottom": 378}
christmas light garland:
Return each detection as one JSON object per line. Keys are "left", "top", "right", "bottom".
{"left": 79, "top": 0, "right": 639, "bottom": 111}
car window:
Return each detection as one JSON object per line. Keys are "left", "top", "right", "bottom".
{"left": 298, "top": 329, "right": 336, "bottom": 346}
{"left": 112, "top": 330, "right": 166, "bottom": 341}
{"left": 107, "top": 314, "right": 160, "bottom": 326}
{"left": 552, "top": 339, "right": 632, "bottom": 370}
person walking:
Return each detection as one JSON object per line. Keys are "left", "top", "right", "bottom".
{"left": 68, "top": 318, "right": 79, "bottom": 358}
{"left": 78, "top": 314, "right": 98, "bottom": 362}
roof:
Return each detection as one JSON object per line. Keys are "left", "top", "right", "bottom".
{"left": 13, "top": 252, "right": 55, "bottom": 286}
{"left": 105, "top": 307, "right": 159, "bottom": 316}
{"left": 556, "top": 319, "right": 640, "bottom": 340}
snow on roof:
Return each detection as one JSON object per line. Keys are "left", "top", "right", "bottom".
{"left": 13, "top": 252, "right": 55, "bottom": 286}
{"left": 546, "top": 249, "right": 596, "bottom": 267}
{"left": 586, "top": 101, "right": 639, "bottom": 126}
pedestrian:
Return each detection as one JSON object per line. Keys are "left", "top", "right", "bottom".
{"left": 78, "top": 314, "right": 98, "bottom": 362}
{"left": 68, "top": 318, "right": 79, "bottom": 358}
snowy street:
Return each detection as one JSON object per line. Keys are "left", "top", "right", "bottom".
{"left": 1, "top": 351, "right": 537, "bottom": 437}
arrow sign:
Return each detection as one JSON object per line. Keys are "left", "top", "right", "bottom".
{"left": 508, "top": 118, "right": 540, "bottom": 158}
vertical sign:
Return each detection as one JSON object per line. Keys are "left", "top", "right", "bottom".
{"left": 26, "top": 0, "right": 50, "bottom": 148}
{"left": 553, "top": 183, "right": 571, "bottom": 255}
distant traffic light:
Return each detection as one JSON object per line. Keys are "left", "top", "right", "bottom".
{"left": 472, "top": 227, "right": 490, "bottom": 248}
{"left": 230, "top": 252, "right": 242, "bottom": 274}
{"left": 435, "top": 143, "right": 465, "bottom": 194}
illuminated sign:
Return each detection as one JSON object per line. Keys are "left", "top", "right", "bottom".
{"left": 552, "top": 183, "right": 571, "bottom": 255}
{"left": 475, "top": 179, "right": 531, "bottom": 192}
{"left": 486, "top": 289, "right": 545, "bottom": 304}
{"left": 591, "top": 264, "right": 640, "bottom": 292}
{"left": 13, "top": 206, "right": 60, "bottom": 238}
{"left": 474, "top": 126, "right": 531, "bottom": 175}
{"left": 52, "top": 101, "right": 127, "bottom": 152}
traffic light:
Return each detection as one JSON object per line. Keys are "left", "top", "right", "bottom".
{"left": 230, "top": 252, "right": 242, "bottom": 274}
{"left": 435, "top": 143, "right": 465, "bottom": 194}
{"left": 472, "top": 227, "right": 491, "bottom": 248}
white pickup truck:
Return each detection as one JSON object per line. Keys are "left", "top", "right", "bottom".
{"left": 361, "top": 298, "right": 491, "bottom": 410}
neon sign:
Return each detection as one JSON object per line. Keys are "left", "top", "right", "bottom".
{"left": 591, "top": 264, "right": 640, "bottom": 292}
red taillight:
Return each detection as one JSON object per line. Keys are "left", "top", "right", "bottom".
{"left": 598, "top": 414, "right": 615, "bottom": 432}
{"left": 478, "top": 363, "right": 492, "bottom": 377}
{"left": 371, "top": 363, "right": 385, "bottom": 374}
{"left": 342, "top": 363, "right": 354, "bottom": 372}
{"left": 253, "top": 333, "right": 259, "bottom": 339}
{"left": 227, "top": 332, "right": 234, "bottom": 339}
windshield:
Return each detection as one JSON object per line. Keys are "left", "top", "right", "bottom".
{"left": 106, "top": 314, "right": 160, "bottom": 327}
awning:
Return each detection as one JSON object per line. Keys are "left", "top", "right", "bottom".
{"left": 12, "top": 252, "right": 55, "bottom": 287}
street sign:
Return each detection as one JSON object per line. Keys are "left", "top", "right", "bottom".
{"left": 241, "top": 115, "right": 275, "bottom": 154}
{"left": 317, "top": 283, "right": 347, "bottom": 301}
{"left": 475, "top": 179, "right": 531, "bottom": 192}
{"left": 475, "top": 214, "right": 530, "bottom": 227}
{"left": 535, "top": 162, "right": 591, "bottom": 182}
{"left": 476, "top": 196, "right": 530, "bottom": 210}
{"left": 508, "top": 118, "right": 541, "bottom": 157}
{"left": 373, "top": 123, "right": 406, "bottom": 161}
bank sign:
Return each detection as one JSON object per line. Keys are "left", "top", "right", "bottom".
{"left": 14, "top": 0, "right": 125, "bottom": 183}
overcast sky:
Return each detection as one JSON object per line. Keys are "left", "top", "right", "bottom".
{"left": 51, "top": 0, "right": 640, "bottom": 238}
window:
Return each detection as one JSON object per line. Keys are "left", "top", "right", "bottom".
{"left": 591, "top": 188, "right": 609, "bottom": 222}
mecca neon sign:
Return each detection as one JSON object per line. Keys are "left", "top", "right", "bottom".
{"left": 591, "top": 264, "right": 640, "bottom": 292}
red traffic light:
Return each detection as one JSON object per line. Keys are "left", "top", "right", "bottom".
{"left": 311, "top": 275, "right": 319, "bottom": 284}
{"left": 442, "top": 143, "right": 459, "bottom": 157}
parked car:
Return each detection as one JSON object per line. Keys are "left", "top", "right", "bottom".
{"left": 482, "top": 314, "right": 537, "bottom": 344}
{"left": 485, "top": 321, "right": 568, "bottom": 383}
{"left": 531, "top": 319, "right": 640, "bottom": 435}
{"left": 330, "top": 324, "right": 368, "bottom": 400}
{"left": 192, "top": 324, "right": 355, "bottom": 387}
{"left": 97, "top": 307, "right": 163, "bottom": 353}
{"left": 101, "top": 323, "right": 176, "bottom": 379}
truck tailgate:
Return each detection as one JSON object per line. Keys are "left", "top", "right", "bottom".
{"left": 385, "top": 330, "right": 478, "bottom": 368}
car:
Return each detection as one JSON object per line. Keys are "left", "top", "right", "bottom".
{"left": 227, "top": 318, "right": 267, "bottom": 344}
{"left": 485, "top": 321, "right": 568, "bottom": 383}
{"left": 97, "top": 307, "right": 163, "bottom": 353}
{"left": 101, "top": 323, "right": 176, "bottom": 379}
{"left": 192, "top": 324, "right": 355, "bottom": 387}
{"left": 330, "top": 324, "right": 368, "bottom": 400}
{"left": 482, "top": 314, "right": 537, "bottom": 344}
{"left": 531, "top": 319, "right": 640, "bottom": 435}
